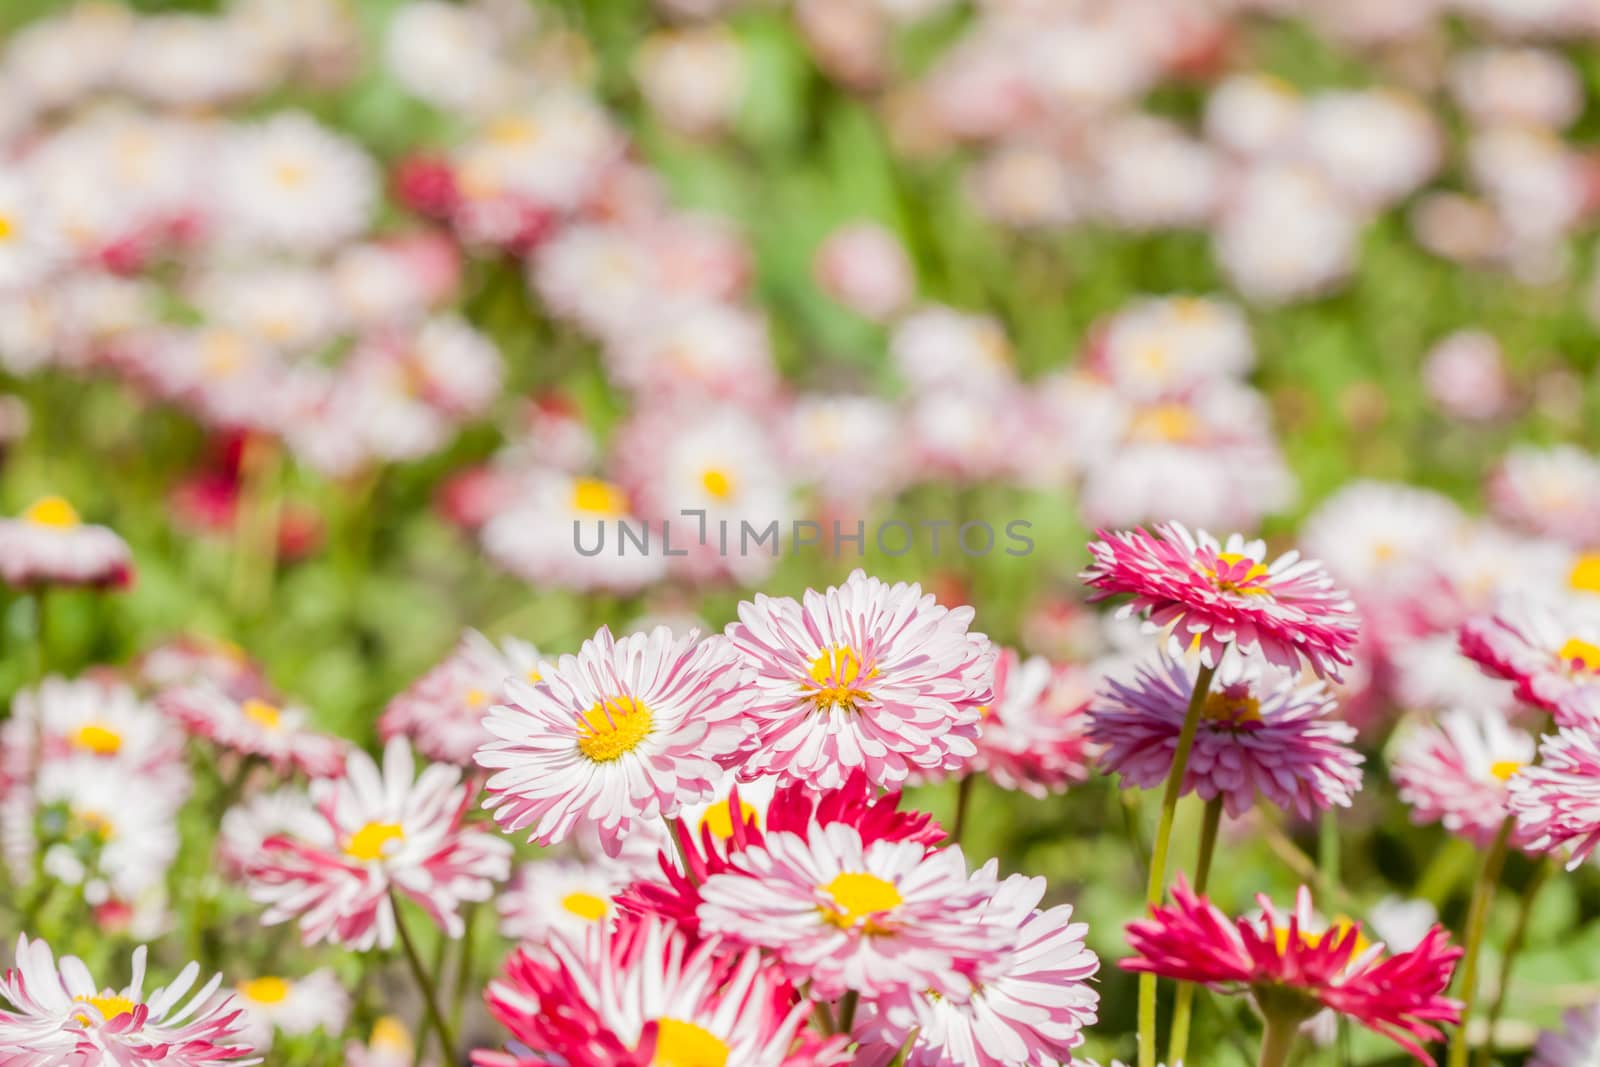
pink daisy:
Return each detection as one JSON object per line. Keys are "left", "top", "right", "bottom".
{"left": 1389, "top": 709, "right": 1537, "bottom": 849}
{"left": 964, "top": 649, "right": 1097, "bottom": 798}
{"left": 1090, "top": 653, "right": 1364, "bottom": 818}
{"left": 1082, "top": 523, "right": 1360, "bottom": 679}
{"left": 0, "top": 934, "right": 257, "bottom": 1065}
{"left": 475, "top": 915, "right": 845, "bottom": 1067}
{"left": 134, "top": 635, "right": 266, "bottom": 700}
{"left": 476, "top": 625, "right": 748, "bottom": 855}
{"left": 1459, "top": 596, "right": 1600, "bottom": 724}
{"left": 1508, "top": 725, "right": 1600, "bottom": 868}
{"left": 0, "top": 496, "right": 134, "bottom": 590}
{"left": 724, "top": 569, "right": 995, "bottom": 790}
{"left": 860, "top": 867, "right": 1101, "bottom": 1067}
{"left": 696, "top": 821, "right": 1006, "bottom": 998}
{"left": 242, "top": 738, "right": 511, "bottom": 950}
{"left": 159, "top": 683, "right": 347, "bottom": 777}
{"left": 380, "top": 629, "right": 544, "bottom": 766}
{"left": 1123, "top": 879, "right": 1462, "bottom": 1064}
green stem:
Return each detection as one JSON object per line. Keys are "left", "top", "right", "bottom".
{"left": 837, "top": 990, "right": 860, "bottom": 1034}
{"left": 1476, "top": 859, "right": 1554, "bottom": 1067}
{"left": 1137, "top": 661, "right": 1217, "bottom": 1067}
{"left": 1257, "top": 1012, "right": 1300, "bottom": 1067}
{"left": 1167, "top": 796, "right": 1225, "bottom": 1066}
{"left": 951, "top": 774, "right": 976, "bottom": 845}
{"left": 229, "top": 432, "right": 283, "bottom": 616}
{"left": 451, "top": 903, "right": 481, "bottom": 1036}
{"left": 1318, "top": 809, "right": 1340, "bottom": 889}
{"left": 1448, "top": 818, "right": 1514, "bottom": 1067}
{"left": 390, "top": 891, "right": 457, "bottom": 1063}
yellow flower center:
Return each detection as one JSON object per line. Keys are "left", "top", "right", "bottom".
{"left": 464, "top": 688, "right": 490, "bottom": 708}
{"left": 241, "top": 699, "right": 283, "bottom": 730}
{"left": 71, "top": 723, "right": 123, "bottom": 756}
{"left": 1128, "top": 403, "right": 1199, "bottom": 444}
{"left": 1210, "top": 551, "right": 1271, "bottom": 596}
{"left": 651, "top": 1017, "right": 730, "bottom": 1067}
{"left": 561, "top": 891, "right": 610, "bottom": 922}
{"left": 820, "top": 871, "right": 902, "bottom": 931}
{"left": 699, "top": 798, "right": 760, "bottom": 840}
{"left": 371, "top": 1017, "right": 412, "bottom": 1054}
{"left": 1136, "top": 343, "right": 1170, "bottom": 374}
{"left": 23, "top": 496, "right": 81, "bottom": 529}
{"left": 526, "top": 668, "right": 543, "bottom": 683}
{"left": 1273, "top": 917, "right": 1368, "bottom": 957}
{"left": 1570, "top": 553, "right": 1600, "bottom": 594}
{"left": 274, "top": 162, "right": 307, "bottom": 188}
{"left": 238, "top": 976, "right": 291, "bottom": 1004}
{"left": 345, "top": 821, "right": 405, "bottom": 862}
{"left": 0, "top": 213, "right": 14, "bottom": 242}
{"left": 76, "top": 810, "right": 115, "bottom": 842}
{"left": 576, "top": 696, "right": 653, "bottom": 762}
{"left": 1203, "top": 686, "right": 1262, "bottom": 725}
{"left": 74, "top": 994, "right": 137, "bottom": 1024}
{"left": 571, "top": 477, "right": 629, "bottom": 516}
{"left": 1489, "top": 760, "right": 1524, "bottom": 782}
{"left": 1559, "top": 637, "right": 1600, "bottom": 674}
{"left": 806, "top": 646, "right": 875, "bottom": 712}
{"left": 700, "top": 468, "right": 735, "bottom": 500}
{"left": 488, "top": 116, "right": 541, "bottom": 145}
{"left": 1171, "top": 297, "right": 1215, "bottom": 322}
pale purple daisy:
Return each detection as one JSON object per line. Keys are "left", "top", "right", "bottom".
{"left": 1082, "top": 523, "right": 1360, "bottom": 679}
{"left": 1530, "top": 1003, "right": 1600, "bottom": 1067}
{"left": 1090, "top": 652, "right": 1363, "bottom": 818}
{"left": 1459, "top": 595, "right": 1600, "bottom": 725}
{"left": 696, "top": 822, "right": 1006, "bottom": 999}
{"left": 476, "top": 625, "right": 748, "bottom": 856}
{"left": 1508, "top": 725, "right": 1600, "bottom": 868}
{"left": 724, "top": 569, "right": 995, "bottom": 790}
{"left": 1389, "top": 709, "right": 1537, "bottom": 849}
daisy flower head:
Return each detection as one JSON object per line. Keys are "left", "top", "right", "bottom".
{"left": 160, "top": 684, "right": 347, "bottom": 778}
{"left": 497, "top": 857, "right": 628, "bottom": 944}
{"left": 965, "top": 648, "right": 1096, "bottom": 798}
{"left": 725, "top": 569, "right": 995, "bottom": 790}
{"left": 697, "top": 822, "right": 1006, "bottom": 999}
{"left": 216, "top": 111, "right": 378, "bottom": 253}
{"left": 217, "top": 787, "right": 325, "bottom": 878}
{"left": 1459, "top": 595, "right": 1600, "bottom": 724}
{"left": 1081, "top": 523, "right": 1359, "bottom": 679}
{"left": 2, "top": 675, "right": 183, "bottom": 781}
{"left": 861, "top": 868, "right": 1100, "bottom": 1067}
{"left": 135, "top": 635, "right": 267, "bottom": 700}
{"left": 347, "top": 1017, "right": 424, "bottom": 1067}
{"left": 0, "top": 496, "right": 134, "bottom": 590}
{"left": 1390, "top": 710, "right": 1538, "bottom": 849}
{"left": 381, "top": 630, "right": 545, "bottom": 766}
{"left": 0, "top": 934, "right": 258, "bottom": 1065}
{"left": 477, "top": 625, "right": 748, "bottom": 855}
{"left": 1091, "top": 651, "right": 1363, "bottom": 818}
{"left": 228, "top": 968, "right": 348, "bottom": 1053}
{"left": 1530, "top": 1003, "right": 1600, "bottom": 1067}
{"left": 1123, "top": 879, "right": 1462, "bottom": 1064}
{"left": 243, "top": 738, "right": 511, "bottom": 949}
{"left": 1508, "top": 725, "right": 1600, "bottom": 868}
{"left": 478, "top": 914, "right": 835, "bottom": 1067}
{"left": 1488, "top": 444, "right": 1600, "bottom": 548}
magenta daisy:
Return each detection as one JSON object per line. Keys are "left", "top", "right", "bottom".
{"left": 1090, "top": 652, "right": 1363, "bottom": 818}
{"left": 1508, "top": 725, "right": 1600, "bottom": 868}
{"left": 380, "top": 629, "right": 544, "bottom": 766}
{"left": 1081, "top": 523, "right": 1359, "bottom": 679}
{"left": 0, "top": 496, "right": 134, "bottom": 590}
{"left": 724, "top": 569, "right": 995, "bottom": 790}
{"left": 1389, "top": 709, "right": 1537, "bottom": 849}
{"left": 965, "top": 649, "right": 1097, "bottom": 798}
{"left": 1123, "top": 879, "right": 1462, "bottom": 1064}
{"left": 242, "top": 738, "right": 511, "bottom": 950}
{"left": 1459, "top": 595, "right": 1600, "bottom": 723}
{"left": 0, "top": 934, "right": 257, "bottom": 1064}
{"left": 860, "top": 867, "right": 1100, "bottom": 1067}
{"left": 696, "top": 821, "right": 1006, "bottom": 998}
{"left": 159, "top": 683, "right": 347, "bottom": 777}
{"left": 476, "top": 625, "right": 748, "bottom": 855}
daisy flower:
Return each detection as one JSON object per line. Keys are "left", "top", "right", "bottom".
{"left": 347, "top": 1016, "right": 426, "bottom": 1067}
{"left": 216, "top": 112, "right": 378, "bottom": 253}
{"left": 478, "top": 914, "right": 837, "bottom": 1067}
{"left": 725, "top": 569, "right": 995, "bottom": 790}
{"left": 1459, "top": 596, "right": 1600, "bottom": 723}
{"left": 1508, "top": 725, "right": 1600, "bottom": 868}
{"left": 1081, "top": 523, "right": 1360, "bottom": 679}
{"left": 861, "top": 868, "right": 1100, "bottom": 1067}
{"left": 217, "top": 788, "right": 326, "bottom": 878}
{"left": 477, "top": 625, "right": 748, "bottom": 855}
{"left": 135, "top": 634, "right": 267, "bottom": 699}
{"left": 1123, "top": 879, "right": 1462, "bottom": 1064}
{"left": 243, "top": 739, "right": 511, "bottom": 950}
{"left": 0, "top": 496, "right": 134, "bottom": 589}
{"left": 159, "top": 684, "right": 347, "bottom": 777}
{"left": 1530, "top": 1003, "right": 1600, "bottom": 1067}
{"left": 1488, "top": 444, "right": 1600, "bottom": 548}
{"left": 1091, "top": 652, "right": 1363, "bottom": 818}
{"left": 381, "top": 630, "right": 544, "bottom": 766}
{"left": 2, "top": 675, "right": 183, "bottom": 781}
{"left": 1298, "top": 481, "right": 1465, "bottom": 599}
{"left": 965, "top": 649, "right": 1096, "bottom": 798}
{"left": 697, "top": 822, "right": 1005, "bottom": 998}
{"left": 814, "top": 221, "right": 915, "bottom": 322}
{"left": 228, "top": 968, "right": 348, "bottom": 1053}
{"left": 0, "top": 934, "right": 257, "bottom": 1065}
{"left": 497, "top": 857, "right": 628, "bottom": 944}
{"left": 1390, "top": 710, "right": 1537, "bottom": 849}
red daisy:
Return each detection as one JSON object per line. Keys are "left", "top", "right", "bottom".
{"left": 1122, "top": 879, "right": 1462, "bottom": 1064}
{"left": 1082, "top": 523, "right": 1359, "bottom": 679}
